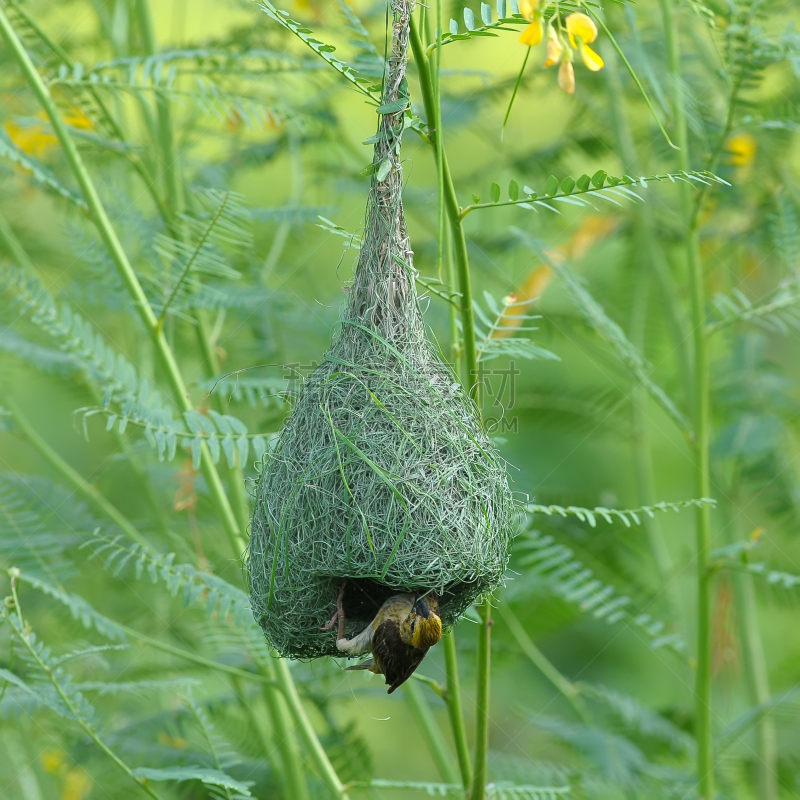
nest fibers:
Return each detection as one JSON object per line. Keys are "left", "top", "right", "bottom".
{"left": 248, "top": 0, "right": 514, "bottom": 659}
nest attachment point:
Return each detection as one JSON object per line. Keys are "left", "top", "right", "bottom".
{"left": 247, "top": 0, "right": 515, "bottom": 659}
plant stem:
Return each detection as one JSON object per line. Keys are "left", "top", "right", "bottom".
{"left": 272, "top": 657, "right": 347, "bottom": 798}
{"left": 718, "top": 484, "right": 778, "bottom": 800}
{"left": 404, "top": 679, "right": 461, "bottom": 786}
{"left": 7, "top": 579, "right": 168, "bottom": 800}
{"left": 133, "top": 0, "right": 252, "bottom": 535}
{"left": 659, "top": 2, "right": 714, "bottom": 797}
{"left": 442, "top": 633, "right": 473, "bottom": 788}
{"left": 134, "top": 0, "right": 185, "bottom": 219}
{"left": 0, "top": 6, "right": 245, "bottom": 559}
{"left": 410, "top": 19, "right": 489, "bottom": 797}
{"left": 409, "top": 17, "right": 479, "bottom": 403}
{"left": 256, "top": 661, "right": 312, "bottom": 800}
{"left": 3, "top": 395, "right": 150, "bottom": 548}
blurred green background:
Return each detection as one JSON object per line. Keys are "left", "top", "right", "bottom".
{"left": 1, "top": 0, "right": 800, "bottom": 798}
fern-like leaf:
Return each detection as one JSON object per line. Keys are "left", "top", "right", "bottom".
{"left": 78, "top": 405, "right": 268, "bottom": 468}
{"left": 17, "top": 570, "right": 128, "bottom": 641}
{"left": 465, "top": 170, "right": 728, "bottom": 218}
{"left": 154, "top": 189, "right": 248, "bottom": 322}
{"left": 707, "top": 281, "right": 800, "bottom": 336}
{"left": 511, "top": 528, "right": 687, "bottom": 657}
{"left": 252, "top": 0, "right": 382, "bottom": 102}
{"left": 80, "top": 533, "right": 252, "bottom": 627}
{"left": 0, "top": 267, "right": 170, "bottom": 420}
{"left": 473, "top": 291, "right": 559, "bottom": 363}
{"left": 524, "top": 498, "right": 716, "bottom": 528}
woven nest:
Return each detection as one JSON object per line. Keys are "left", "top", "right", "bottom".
{"left": 247, "top": 0, "right": 514, "bottom": 659}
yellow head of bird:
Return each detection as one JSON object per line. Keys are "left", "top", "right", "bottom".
{"left": 408, "top": 595, "right": 443, "bottom": 649}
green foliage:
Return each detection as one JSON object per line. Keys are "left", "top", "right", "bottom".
{"left": 511, "top": 526, "right": 687, "bottom": 656}
{"left": 1, "top": 0, "right": 800, "bottom": 797}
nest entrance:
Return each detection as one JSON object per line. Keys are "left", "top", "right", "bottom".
{"left": 320, "top": 577, "right": 482, "bottom": 635}
{"left": 247, "top": 0, "right": 514, "bottom": 660}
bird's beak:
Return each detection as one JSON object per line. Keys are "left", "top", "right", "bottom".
{"left": 413, "top": 597, "right": 430, "bottom": 618}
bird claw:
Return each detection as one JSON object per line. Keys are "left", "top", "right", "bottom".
{"left": 319, "top": 609, "right": 339, "bottom": 632}
{"left": 320, "top": 580, "right": 347, "bottom": 639}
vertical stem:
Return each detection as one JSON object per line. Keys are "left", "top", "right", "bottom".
{"left": 134, "top": 0, "right": 184, "bottom": 218}
{"left": 409, "top": 19, "right": 488, "bottom": 798}
{"left": 659, "top": 3, "right": 714, "bottom": 797}
{"left": 254, "top": 663, "right": 311, "bottom": 800}
{"left": 735, "top": 568, "right": 778, "bottom": 800}
{"left": 272, "top": 658, "right": 347, "bottom": 798}
{"left": 404, "top": 680, "right": 461, "bottom": 786}
{"left": 442, "top": 633, "right": 473, "bottom": 789}
{"left": 133, "top": 0, "right": 251, "bottom": 534}
{"left": 718, "top": 488, "right": 777, "bottom": 800}
{"left": 408, "top": 18, "right": 479, "bottom": 403}
{"left": 471, "top": 604, "right": 492, "bottom": 800}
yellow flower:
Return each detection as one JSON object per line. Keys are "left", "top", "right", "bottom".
{"left": 565, "top": 12, "right": 597, "bottom": 46}
{"left": 726, "top": 133, "right": 757, "bottom": 167}
{"left": 519, "top": 18, "right": 543, "bottom": 45}
{"left": 62, "top": 769, "right": 91, "bottom": 800}
{"left": 518, "top": 0, "right": 546, "bottom": 45}
{"left": 579, "top": 44, "right": 604, "bottom": 71}
{"left": 558, "top": 58, "right": 575, "bottom": 94}
{"left": 41, "top": 749, "right": 66, "bottom": 775}
{"left": 543, "top": 24, "right": 563, "bottom": 67}
{"left": 565, "top": 12, "right": 604, "bottom": 72}
{"left": 4, "top": 120, "right": 57, "bottom": 156}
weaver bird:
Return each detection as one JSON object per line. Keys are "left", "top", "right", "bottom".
{"left": 321, "top": 582, "right": 443, "bottom": 693}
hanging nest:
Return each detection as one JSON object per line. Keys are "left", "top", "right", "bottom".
{"left": 248, "top": 0, "right": 515, "bottom": 659}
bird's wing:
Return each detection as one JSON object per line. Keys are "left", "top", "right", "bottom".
{"left": 372, "top": 618, "right": 428, "bottom": 694}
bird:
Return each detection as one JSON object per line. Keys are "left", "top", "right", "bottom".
{"left": 320, "top": 581, "right": 443, "bottom": 694}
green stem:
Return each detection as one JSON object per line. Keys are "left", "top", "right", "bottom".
{"left": 3, "top": 395, "right": 150, "bottom": 548}
{"left": 659, "top": 3, "right": 714, "bottom": 797}
{"left": 410, "top": 19, "right": 488, "bottom": 797}
{"left": 132, "top": 0, "right": 252, "bottom": 536}
{"left": 404, "top": 679, "right": 461, "bottom": 786}
{"left": 471, "top": 603, "right": 492, "bottom": 800}
{"left": 409, "top": 17, "right": 479, "bottom": 403}
{"left": 718, "top": 481, "right": 777, "bottom": 800}
{"left": 134, "top": 0, "right": 185, "bottom": 219}
{"left": 7, "top": 579, "right": 167, "bottom": 800}
{"left": 442, "top": 633, "right": 472, "bottom": 788}
{"left": 499, "top": 606, "right": 591, "bottom": 723}
{"left": 0, "top": 6, "right": 245, "bottom": 559}
{"left": 256, "top": 661, "right": 312, "bottom": 800}
{"left": 272, "top": 657, "right": 347, "bottom": 798}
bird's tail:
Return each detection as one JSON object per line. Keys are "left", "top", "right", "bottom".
{"left": 345, "top": 659, "right": 375, "bottom": 672}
